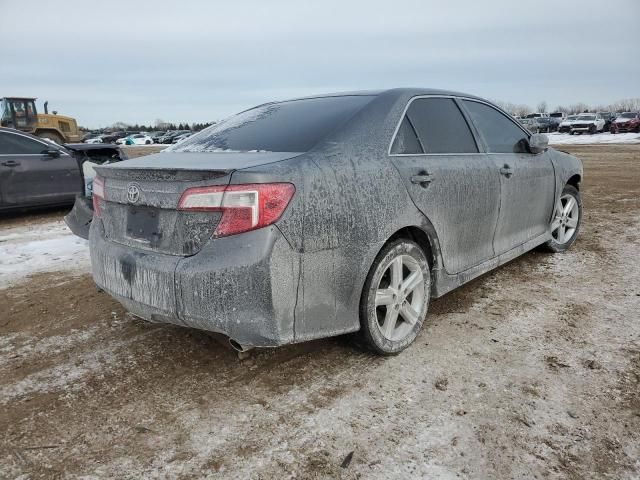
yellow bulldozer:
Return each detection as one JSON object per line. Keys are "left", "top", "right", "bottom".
{"left": 0, "top": 97, "right": 82, "bottom": 144}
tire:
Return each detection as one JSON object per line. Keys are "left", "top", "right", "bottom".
{"left": 37, "top": 131, "right": 65, "bottom": 145}
{"left": 570, "top": 131, "right": 575, "bottom": 135}
{"left": 359, "top": 239, "right": 431, "bottom": 355}
{"left": 543, "top": 184, "right": 582, "bottom": 253}
{"left": 589, "top": 125, "right": 596, "bottom": 135}
{"left": 145, "top": 140, "right": 151, "bottom": 145}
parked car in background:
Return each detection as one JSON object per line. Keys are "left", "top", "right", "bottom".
{"left": 149, "top": 131, "right": 166, "bottom": 143}
{"left": 171, "top": 131, "right": 193, "bottom": 143}
{"left": 570, "top": 113, "right": 605, "bottom": 134}
{"left": 518, "top": 117, "right": 535, "bottom": 130}
{"left": 525, "top": 112, "right": 549, "bottom": 119}
{"left": 65, "top": 88, "right": 582, "bottom": 355}
{"left": 85, "top": 136, "right": 104, "bottom": 144}
{"left": 159, "top": 130, "right": 191, "bottom": 144}
{"left": 0, "top": 127, "right": 124, "bottom": 212}
{"left": 548, "top": 112, "right": 565, "bottom": 131}
{"left": 530, "top": 117, "right": 556, "bottom": 133}
{"left": 99, "top": 131, "right": 129, "bottom": 144}
{"left": 598, "top": 112, "right": 616, "bottom": 131}
{"left": 83, "top": 132, "right": 102, "bottom": 142}
{"left": 116, "top": 133, "right": 154, "bottom": 145}
{"left": 610, "top": 112, "right": 640, "bottom": 133}
{"left": 558, "top": 115, "right": 579, "bottom": 133}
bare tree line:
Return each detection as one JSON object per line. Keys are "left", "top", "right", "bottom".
{"left": 492, "top": 97, "right": 640, "bottom": 117}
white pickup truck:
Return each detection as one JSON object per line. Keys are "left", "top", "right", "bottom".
{"left": 570, "top": 113, "right": 605, "bottom": 135}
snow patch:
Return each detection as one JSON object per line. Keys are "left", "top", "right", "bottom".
{"left": 0, "top": 220, "right": 89, "bottom": 289}
{"left": 548, "top": 131, "right": 640, "bottom": 145}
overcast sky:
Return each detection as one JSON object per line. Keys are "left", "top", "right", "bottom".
{"left": 1, "top": 0, "right": 638, "bottom": 128}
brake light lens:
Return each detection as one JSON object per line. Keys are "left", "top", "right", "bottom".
{"left": 92, "top": 176, "right": 105, "bottom": 217}
{"left": 177, "top": 183, "right": 295, "bottom": 237}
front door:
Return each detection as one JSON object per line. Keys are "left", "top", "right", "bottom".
{"left": 461, "top": 100, "right": 556, "bottom": 255}
{"left": 0, "top": 130, "right": 79, "bottom": 207}
{"left": 389, "top": 97, "right": 501, "bottom": 274}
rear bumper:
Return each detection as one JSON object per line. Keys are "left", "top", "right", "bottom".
{"left": 64, "top": 195, "right": 93, "bottom": 240}
{"left": 90, "top": 221, "right": 299, "bottom": 347}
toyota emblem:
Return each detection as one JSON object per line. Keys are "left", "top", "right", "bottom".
{"left": 127, "top": 183, "right": 141, "bottom": 204}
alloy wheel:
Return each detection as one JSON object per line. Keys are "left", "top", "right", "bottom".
{"left": 374, "top": 253, "right": 426, "bottom": 342}
{"left": 551, "top": 193, "right": 579, "bottom": 244}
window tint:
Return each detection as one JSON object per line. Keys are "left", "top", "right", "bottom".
{"left": 0, "top": 132, "right": 48, "bottom": 155}
{"left": 169, "top": 95, "right": 375, "bottom": 153}
{"left": 462, "top": 100, "right": 529, "bottom": 153}
{"left": 399, "top": 98, "right": 478, "bottom": 154}
{"left": 391, "top": 116, "right": 423, "bottom": 154}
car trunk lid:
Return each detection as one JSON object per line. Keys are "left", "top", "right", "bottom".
{"left": 88, "top": 151, "right": 300, "bottom": 256}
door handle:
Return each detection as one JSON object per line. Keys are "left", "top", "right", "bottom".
{"left": 1, "top": 160, "right": 19, "bottom": 167}
{"left": 410, "top": 173, "right": 434, "bottom": 186}
{"left": 499, "top": 164, "right": 513, "bottom": 178}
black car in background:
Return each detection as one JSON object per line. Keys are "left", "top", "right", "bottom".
{"left": 598, "top": 112, "right": 616, "bottom": 131}
{"left": 0, "top": 127, "right": 124, "bottom": 212}
{"left": 159, "top": 130, "right": 191, "bottom": 144}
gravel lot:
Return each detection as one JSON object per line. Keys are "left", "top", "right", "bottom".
{"left": 1, "top": 145, "right": 639, "bottom": 479}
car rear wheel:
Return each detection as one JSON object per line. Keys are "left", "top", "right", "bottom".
{"left": 543, "top": 185, "right": 582, "bottom": 253}
{"left": 359, "top": 239, "right": 430, "bottom": 355}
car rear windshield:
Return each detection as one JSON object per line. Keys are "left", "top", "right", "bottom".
{"left": 168, "top": 95, "right": 375, "bottom": 153}
{"left": 579, "top": 116, "right": 595, "bottom": 121}
{"left": 620, "top": 112, "right": 636, "bottom": 118}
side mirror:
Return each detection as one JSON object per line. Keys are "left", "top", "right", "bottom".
{"left": 528, "top": 133, "right": 548, "bottom": 154}
{"left": 43, "top": 148, "right": 61, "bottom": 158}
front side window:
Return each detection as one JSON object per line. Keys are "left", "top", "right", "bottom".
{"left": 0, "top": 132, "right": 49, "bottom": 155}
{"left": 462, "top": 100, "right": 529, "bottom": 154}
{"left": 169, "top": 95, "right": 375, "bottom": 153}
{"left": 392, "top": 98, "right": 478, "bottom": 154}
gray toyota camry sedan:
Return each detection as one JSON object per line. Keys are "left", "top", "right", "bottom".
{"left": 67, "top": 88, "right": 583, "bottom": 354}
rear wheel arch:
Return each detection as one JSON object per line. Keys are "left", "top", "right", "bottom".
{"left": 386, "top": 226, "right": 438, "bottom": 271}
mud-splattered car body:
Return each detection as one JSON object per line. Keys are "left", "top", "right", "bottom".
{"left": 68, "top": 88, "right": 582, "bottom": 350}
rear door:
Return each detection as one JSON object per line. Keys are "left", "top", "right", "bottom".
{"left": 0, "top": 130, "right": 80, "bottom": 207}
{"left": 388, "top": 97, "right": 501, "bottom": 274}
{"left": 460, "top": 100, "right": 556, "bottom": 255}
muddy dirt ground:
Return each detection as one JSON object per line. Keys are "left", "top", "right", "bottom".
{"left": 1, "top": 145, "right": 639, "bottom": 479}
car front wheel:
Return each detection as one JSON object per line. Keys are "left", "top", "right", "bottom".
{"left": 359, "top": 239, "right": 430, "bottom": 355}
{"left": 544, "top": 185, "right": 582, "bottom": 253}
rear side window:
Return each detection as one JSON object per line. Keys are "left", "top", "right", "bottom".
{"left": 462, "top": 100, "right": 529, "bottom": 153}
{"left": 169, "top": 95, "right": 375, "bottom": 153}
{"left": 390, "top": 116, "right": 423, "bottom": 154}
{"left": 395, "top": 98, "right": 478, "bottom": 154}
{"left": 0, "top": 131, "right": 48, "bottom": 155}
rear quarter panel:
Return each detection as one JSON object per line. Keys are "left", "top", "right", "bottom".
{"left": 234, "top": 93, "right": 437, "bottom": 341}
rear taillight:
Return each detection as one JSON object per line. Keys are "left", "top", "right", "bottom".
{"left": 177, "top": 183, "right": 295, "bottom": 238}
{"left": 92, "top": 176, "right": 104, "bottom": 217}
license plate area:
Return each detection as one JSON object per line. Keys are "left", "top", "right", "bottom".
{"left": 126, "top": 205, "right": 161, "bottom": 242}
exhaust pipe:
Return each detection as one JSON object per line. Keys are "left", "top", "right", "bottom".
{"left": 228, "top": 338, "right": 253, "bottom": 353}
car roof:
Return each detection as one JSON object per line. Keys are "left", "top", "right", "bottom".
{"left": 256, "top": 88, "right": 487, "bottom": 107}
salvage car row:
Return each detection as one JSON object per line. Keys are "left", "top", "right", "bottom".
{"left": 84, "top": 129, "right": 194, "bottom": 145}
{"left": 519, "top": 111, "right": 639, "bottom": 135}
